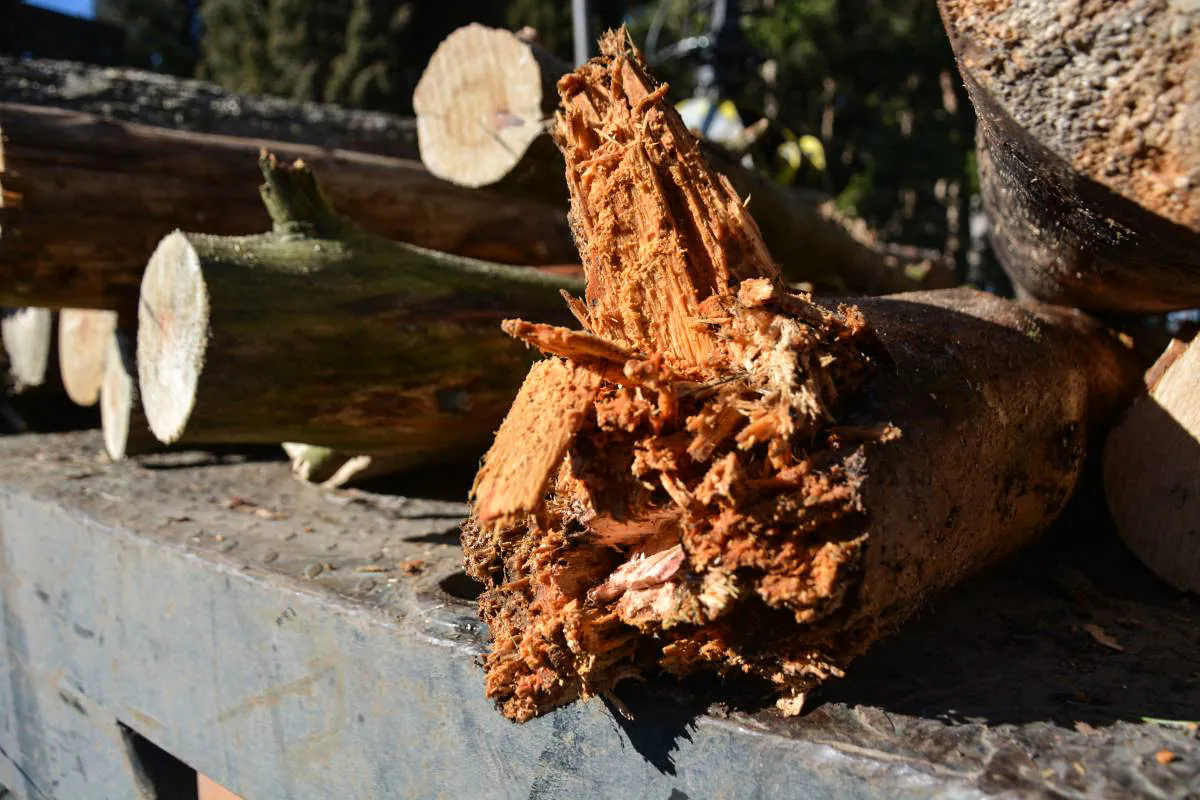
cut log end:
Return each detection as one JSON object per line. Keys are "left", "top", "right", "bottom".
{"left": 1105, "top": 337, "right": 1200, "bottom": 593}
{"left": 100, "top": 332, "right": 133, "bottom": 460}
{"left": 2, "top": 307, "right": 55, "bottom": 391}
{"left": 137, "top": 231, "right": 209, "bottom": 445}
{"left": 414, "top": 24, "right": 550, "bottom": 189}
{"left": 58, "top": 309, "right": 118, "bottom": 406}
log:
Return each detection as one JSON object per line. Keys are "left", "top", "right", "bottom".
{"left": 939, "top": 0, "right": 1200, "bottom": 312}
{"left": 462, "top": 32, "right": 1140, "bottom": 722}
{"left": 414, "top": 24, "right": 956, "bottom": 295}
{"left": 58, "top": 308, "right": 118, "bottom": 406}
{"left": 0, "top": 103, "right": 578, "bottom": 310}
{"left": 100, "top": 328, "right": 159, "bottom": 460}
{"left": 1104, "top": 336, "right": 1200, "bottom": 592}
{"left": 1, "top": 307, "right": 56, "bottom": 392}
{"left": 0, "top": 56, "right": 420, "bottom": 160}
{"left": 136, "top": 152, "right": 581, "bottom": 461}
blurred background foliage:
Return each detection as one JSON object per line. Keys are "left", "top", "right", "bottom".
{"left": 81, "top": 0, "right": 988, "bottom": 280}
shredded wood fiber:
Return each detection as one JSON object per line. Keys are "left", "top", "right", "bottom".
{"left": 464, "top": 31, "right": 1136, "bottom": 722}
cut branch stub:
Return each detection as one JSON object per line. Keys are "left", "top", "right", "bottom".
{"left": 463, "top": 31, "right": 1141, "bottom": 723}
{"left": 2, "top": 307, "right": 56, "bottom": 392}
{"left": 137, "top": 154, "right": 581, "bottom": 460}
{"left": 100, "top": 329, "right": 159, "bottom": 460}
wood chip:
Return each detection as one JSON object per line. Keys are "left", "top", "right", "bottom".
{"left": 1082, "top": 622, "right": 1125, "bottom": 652}
{"left": 1155, "top": 749, "right": 1177, "bottom": 765}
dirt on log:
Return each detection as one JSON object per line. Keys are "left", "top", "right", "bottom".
{"left": 461, "top": 32, "right": 1140, "bottom": 723}
{"left": 136, "top": 153, "right": 582, "bottom": 462}
{"left": 414, "top": 24, "right": 956, "bottom": 295}
{"left": 0, "top": 103, "right": 577, "bottom": 310}
{"left": 0, "top": 56, "right": 419, "bottom": 160}
{"left": 939, "top": 0, "right": 1200, "bottom": 312}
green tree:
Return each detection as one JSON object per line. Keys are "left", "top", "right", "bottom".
{"left": 95, "top": 0, "right": 200, "bottom": 74}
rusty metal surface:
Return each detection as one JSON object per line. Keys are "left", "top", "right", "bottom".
{"left": 0, "top": 431, "right": 1197, "bottom": 799}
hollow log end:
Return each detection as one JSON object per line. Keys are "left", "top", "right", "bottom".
{"left": 137, "top": 231, "right": 209, "bottom": 445}
{"left": 58, "top": 309, "right": 118, "bottom": 406}
{"left": 413, "top": 24, "right": 549, "bottom": 188}
{"left": 100, "top": 332, "right": 135, "bottom": 460}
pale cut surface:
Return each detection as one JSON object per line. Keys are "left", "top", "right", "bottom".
{"left": 137, "top": 231, "right": 208, "bottom": 444}
{"left": 1105, "top": 337, "right": 1200, "bottom": 592}
{"left": 2, "top": 307, "right": 53, "bottom": 390}
{"left": 100, "top": 332, "right": 133, "bottom": 459}
{"left": 414, "top": 23, "right": 547, "bottom": 188}
{"left": 58, "top": 308, "right": 118, "bottom": 405}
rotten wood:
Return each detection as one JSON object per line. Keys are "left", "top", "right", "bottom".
{"left": 1105, "top": 336, "right": 1200, "bottom": 593}
{"left": 136, "top": 153, "right": 581, "bottom": 461}
{"left": 414, "top": 24, "right": 956, "bottom": 295}
{"left": 0, "top": 103, "right": 577, "bottom": 310}
{"left": 939, "top": 0, "right": 1200, "bottom": 312}
{"left": 462, "top": 32, "right": 1141, "bottom": 722}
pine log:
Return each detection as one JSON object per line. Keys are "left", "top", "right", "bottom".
{"left": 939, "top": 0, "right": 1200, "bottom": 312}
{"left": 2, "top": 307, "right": 57, "bottom": 392}
{"left": 136, "top": 152, "right": 581, "bottom": 461}
{"left": 462, "top": 32, "right": 1140, "bottom": 722}
{"left": 58, "top": 308, "right": 118, "bottom": 406}
{"left": 0, "top": 56, "right": 420, "bottom": 160}
{"left": 1104, "top": 337, "right": 1200, "bottom": 592}
{"left": 414, "top": 24, "right": 956, "bottom": 295}
{"left": 0, "top": 103, "right": 577, "bottom": 310}
{"left": 100, "top": 328, "right": 159, "bottom": 460}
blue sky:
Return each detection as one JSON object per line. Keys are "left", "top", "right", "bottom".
{"left": 27, "top": 0, "right": 94, "bottom": 18}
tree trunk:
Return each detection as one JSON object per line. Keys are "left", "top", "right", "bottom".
{"left": 0, "top": 55, "right": 419, "bottom": 160}
{"left": 462, "top": 32, "right": 1140, "bottom": 722}
{"left": 100, "top": 328, "right": 159, "bottom": 460}
{"left": 1104, "top": 336, "right": 1200, "bottom": 592}
{"left": 414, "top": 24, "right": 957, "bottom": 295}
{"left": 0, "top": 103, "right": 578, "bottom": 310}
{"left": 136, "top": 152, "right": 582, "bottom": 461}
{"left": 939, "top": 0, "right": 1200, "bottom": 312}
{"left": 58, "top": 308, "right": 118, "bottom": 406}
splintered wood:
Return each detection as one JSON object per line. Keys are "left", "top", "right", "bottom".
{"left": 465, "top": 31, "right": 1139, "bottom": 723}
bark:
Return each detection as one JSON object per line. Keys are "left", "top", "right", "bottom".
{"left": 100, "top": 328, "right": 159, "bottom": 460}
{"left": 136, "top": 152, "right": 582, "bottom": 462}
{"left": 58, "top": 309, "right": 118, "bottom": 406}
{"left": 1104, "top": 336, "right": 1200, "bottom": 592}
{"left": 939, "top": 0, "right": 1200, "bottom": 312}
{"left": 414, "top": 24, "right": 956, "bottom": 295}
{"left": 0, "top": 56, "right": 419, "bottom": 160}
{"left": 0, "top": 103, "right": 578, "bottom": 310}
{"left": 462, "top": 33, "right": 1141, "bottom": 722}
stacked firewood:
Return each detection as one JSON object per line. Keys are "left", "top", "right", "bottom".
{"left": 0, "top": 0, "right": 1195, "bottom": 723}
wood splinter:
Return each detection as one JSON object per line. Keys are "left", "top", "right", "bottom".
{"left": 462, "top": 31, "right": 1140, "bottom": 723}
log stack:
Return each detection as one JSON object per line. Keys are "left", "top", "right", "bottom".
{"left": 0, "top": 15, "right": 1190, "bottom": 733}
